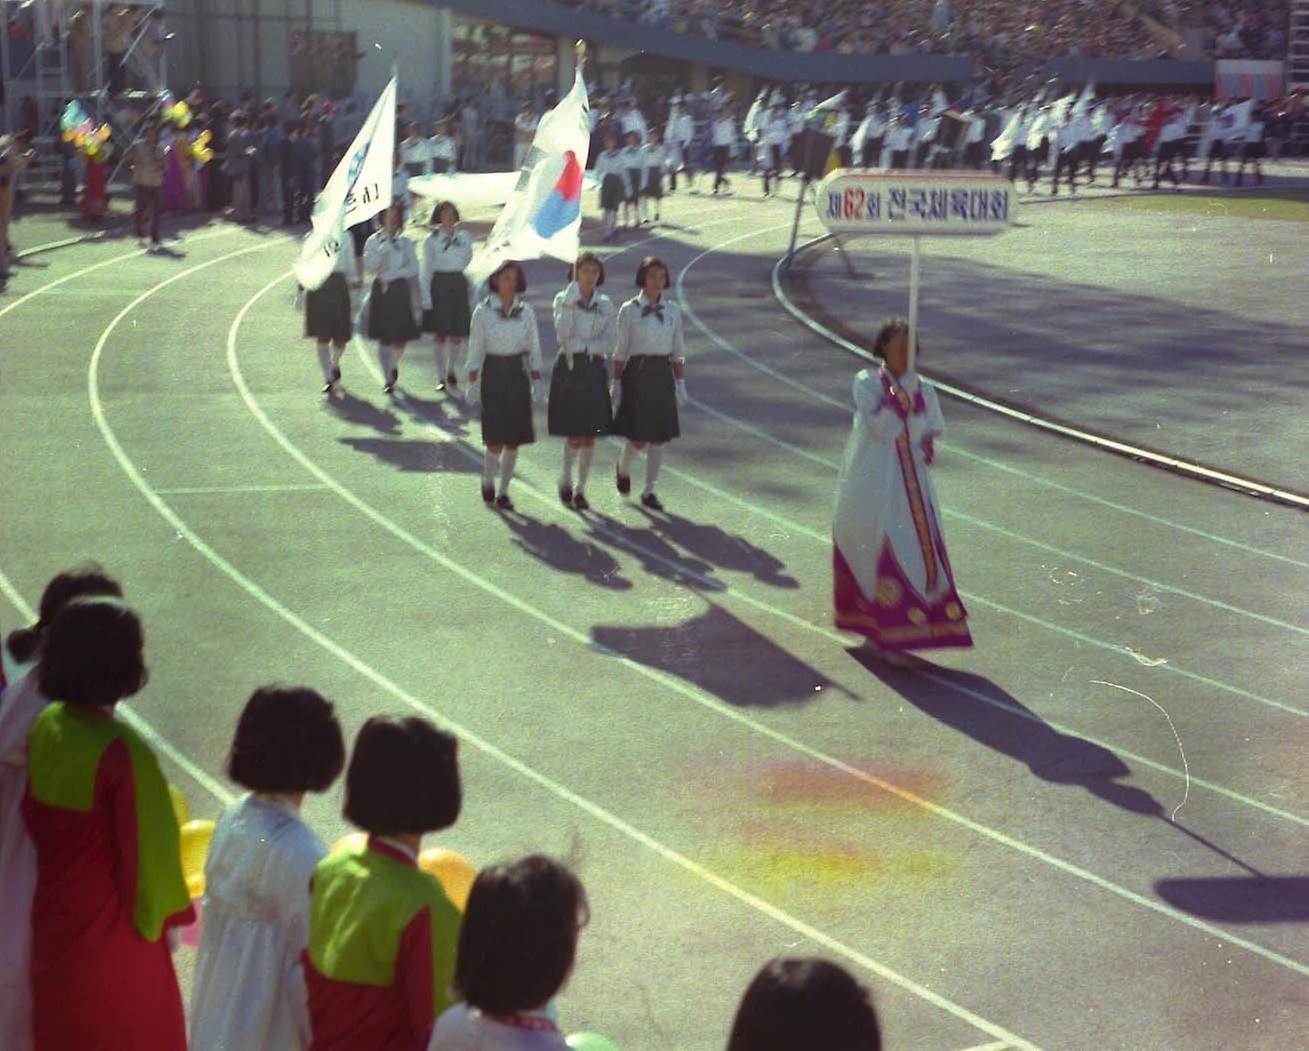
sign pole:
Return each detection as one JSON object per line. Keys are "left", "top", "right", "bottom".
{"left": 907, "top": 235, "right": 921, "bottom": 372}
{"left": 787, "top": 131, "right": 815, "bottom": 260}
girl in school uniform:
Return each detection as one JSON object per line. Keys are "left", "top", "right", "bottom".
{"left": 549, "top": 253, "right": 615, "bottom": 511}
{"left": 611, "top": 256, "right": 688, "bottom": 512}
{"left": 428, "top": 121, "right": 458, "bottom": 175}
{"left": 466, "top": 261, "right": 543, "bottom": 510}
{"left": 363, "top": 203, "right": 422, "bottom": 395}
{"left": 421, "top": 201, "right": 474, "bottom": 392}
{"left": 22, "top": 599, "right": 193, "bottom": 1050}
{"left": 619, "top": 130, "right": 644, "bottom": 230}
{"left": 428, "top": 856, "right": 589, "bottom": 1051}
{"left": 639, "top": 127, "right": 667, "bottom": 224}
{"left": 299, "top": 240, "right": 357, "bottom": 395}
{"left": 304, "top": 716, "right": 463, "bottom": 1051}
{"left": 593, "top": 132, "right": 628, "bottom": 243}
{"left": 0, "top": 567, "right": 123, "bottom": 1051}
{"left": 190, "top": 687, "right": 346, "bottom": 1051}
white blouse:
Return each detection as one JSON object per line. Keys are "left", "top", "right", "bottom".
{"left": 466, "top": 297, "right": 543, "bottom": 376}
{"left": 614, "top": 293, "right": 685, "bottom": 363}
{"left": 712, "top": 118, "right": 737, "bottom": 147}
{"left": 363, "top": 230, "right": 419, "bottom": 284}
{"left": 428, "top": 135, "right": 457, "bottom": 165}
{"left": 594, "top": 149, "right": 628, "bottom": 181}
{"left": 429, "top": 1005, "right": 567, "bottom": 1051}
{"left": 552, "top": 283, "right": 615, "bottom": 366}
{"left": 422, "top": 228, "right": 473, "bottom": 277}
{"left": 618, "top": 145, "right": 643, "bottom": 170}
{"left": 640, "top": 143, "right": 668, "bottom": 172}
{"left": 399, "top": 136, "right": 430, "bottom": 167}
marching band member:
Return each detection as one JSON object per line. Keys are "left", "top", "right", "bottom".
{"left": 833, "top": 318, "right": 972, "bottom": 661}
{"left": 594, "top": 132, "right": 628, "bottom": 242}
{"left": 513, "top": 103, "right": 538, "bottom": 170}
{"left": 852, "top": 104, "right": 884, "bottom": 169}
{"left": 420, "top": 201, "right": 473, "bottom": 392}
{"left": 1199, "top": 101, "right": 1231, "bottom": 185}
{"left": 711, "top": 107, "right": 737, "bottom": 195}
{"left": 619, "top": 130, "right": 644, "bottom": 230}
{"left": 466, "top": 261, "right": 543, "bottom": 509}
{"left": 611, "top": 257, "right": 687, "bottom": 512}
{"left": 760, "top": 106, "right": 790, "bottom": 197}
{"left": 1234, "top": 105, "right": 1265, "bottom": 187}
{"left": 298, "top": 239, "right": 357, "bottom": 395}
{"left": 427, "top": 120, "right": 457, "bottom": 174}
{"left": 667, "top": 98, "right": 696, "bottom": 192}
{"left": 362, "top": 203, "right": 422, "bottom": 395}
{"left": 550, "top": 253, "right": 616, "bottom": 511}
{"left": 399, "top": 122, "right": 430, "bottom": 178}
{"left": 884, "top": 112, "right": 913, "bottom": 170}
{"left": 640, "top": 127, "right": 667, "bottom": 224}
{"left": 1152, "top": 105, "right": 1188, "bottom": 191}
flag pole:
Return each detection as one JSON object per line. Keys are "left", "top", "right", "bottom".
{"left": 907, "top": 235, "right": 921, "bottom": 372}
{"left": 786, "top": 133, "right": 814, "bottom": 260}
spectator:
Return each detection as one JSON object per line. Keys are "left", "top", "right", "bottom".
{"left": 726, "top": 958, "right": 882, "bottom": 1051}
{"left": 226, "top": 111, "right": 258, "bottom": 223}
{"left": 127, "top": 122, "right": 167, "bottom": 250}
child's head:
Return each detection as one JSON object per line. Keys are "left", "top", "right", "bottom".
{"left": 431, "top": 200, "right": 460, "bottom": 227}
{"left": 37, "top": 598, "right": 148, "bottom": 708}
{"left": 624, "top": 130, "right": 640, "bottom": 147}
{"left": 453, "top": 855, "right": 589, "bottom": 1014}
{"left": 7, "top": 563, "right": 122, "bottom": 666}
{"left": 603, "top": 132, "right": 618, "bottom": 151}
{"left": 726, "top": 958, "right": 882, "bottom": 1051}
{"left": 226, "top": 686, "right": 345, "bottom": 795}
{"left": 344, "top": 716, "right": 461, "bottom": 836}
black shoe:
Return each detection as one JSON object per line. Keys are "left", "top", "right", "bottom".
{"left": 447, "top": 372, "right": 459, "bottom": 388}
{"left": 482, "top": 483, "right": 495, "bottom": 503}
{"left": 559, "top": 482, "right": 573, "bottom": 506}
{"left": 495, "top": 493, "right": 513, "bottom": 510}
{"left": 641, "top": 492, "right": 664, "bottom": 511}
{"left": 616, "top": 468, "right": 631, "bottom": 495}
{"left": 572, "top": 491, "right": 590, "bottom": 512}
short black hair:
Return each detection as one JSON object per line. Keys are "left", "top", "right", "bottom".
{"left": 431, "top": 200, "right": 461, "bottom": 225}
{"left": 37, "top": 598, "right": 149, "bottom": 708}
{"left": 635, "top": 256, "right": 669, "bottom": 288}
{"left": 343, "top": 716, "right": 461, "bottom": 835}
{"left": 6, "top": 563, "right": 122, "bottom": 666}
{"left": 568, "top": 252, "right": 605, "bottom": 287}
{"left": 487, "top": 260, "right": 527, "bottom": 294}
{"left": 226, "top": 686, "right": 345, "bottom": 794}
{"left": 726, "top": 958, "right": 882, "bottom": 1051}
{"left": 872, "top": 315, "right": 921, "bottom": 360}
{"left": 454, "top": 855, "right": 589, "bottom": 1014}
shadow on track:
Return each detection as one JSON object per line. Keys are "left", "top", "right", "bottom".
{"left": 637, "top": 507, "right": 800, "bottom": 588}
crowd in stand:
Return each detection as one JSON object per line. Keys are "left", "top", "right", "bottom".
{"left": 0, "top": 566, "right": 886, "bottom": 1049}
{"left": 565, "top": 0, "right": 1289, "bottom": 61}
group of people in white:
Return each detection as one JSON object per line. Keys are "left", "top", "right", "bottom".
{"left": 298, "top": 203, "right": 688, "bottom": 514}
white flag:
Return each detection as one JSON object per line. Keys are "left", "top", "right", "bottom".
{"left": 806, "top": 90, "right": 848, "bottom": 124}
{"left": 294, "top": 77, "right": 397, "bottom": 291}
{"left": 468, "top": 67, "right": 591, "bottom": 291}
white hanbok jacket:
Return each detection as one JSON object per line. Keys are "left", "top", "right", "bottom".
{"left": 189, "top": 794, "right": 327, "bottom": 1051}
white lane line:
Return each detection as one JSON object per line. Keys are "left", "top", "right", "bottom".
{"left": 225, "top": 273, "right": 1309, "bottom": 980}
{"left": 154, "top": 483, "right": 331, "bottom": 495}
{"left": 676, "top": 226, "right": 1309, "bottom": 571}
{"left": 960, "top": 1042, "right": 1014, "bottom": 1051}
{"left": 84, "top": 251, "right": 1040, "bottom": 1051}
{"left": 0, "top": 567, "right": 236, "bottom": 807}
{"left": 771, "top": 236, "right": 1309, "bottom": 510}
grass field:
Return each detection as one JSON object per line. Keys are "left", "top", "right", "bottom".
{"left": 1086, "top": 189, "right": 1309, "bottom": 222}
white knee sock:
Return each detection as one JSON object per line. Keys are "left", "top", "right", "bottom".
{"left": 316, "top": 343, "right": 333, "bottom": 382}
{"left": 562, "top": 444, "right": 578, "bottom": 486}
{"left": 644, "top": 445, "right": 663, "bottom": 495}
{"left": 482, "top": 450, "right": 499, "bottom": 488}
{"left": 433, "top": 340, "right": 449, "bottom": 380}
{"left": 619, "top": 441, "right": 638, "bottom": 477}
{"left": 330, "top": 343, "right": 346, "bottom": 368}
{"left": 577, "top": 445, "right": 594, "bottom": 491}
{"left": 498, "top": 449, "right": 519, "bottom": 495}
{"left": 377, "top": 343, "right": 393, "bottom": 379}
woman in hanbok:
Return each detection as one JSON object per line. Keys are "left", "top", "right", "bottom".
{"left": 833, "top": 318, "right": 972, "bottom": 660}
{"left": 189, "top": 686, "right": 345, "bottom": 1051}
{"left": 549, "top": 253, "right": 615, "bottom": 511}
{"left": 22, "top": 599, "right": 193, "bottom": 1049}
{"left": 79, "top": 144, "right": 111, "bottom": 221}
{"left": 0, "top": 568, "right": 123, "bottom": 1051}
{"left": 162, "top": 123, "right": 197, "bottom": 212}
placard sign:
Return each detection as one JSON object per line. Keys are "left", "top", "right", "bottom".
{"left": 816, "top": 171, "right": 1015, "bottom": 236}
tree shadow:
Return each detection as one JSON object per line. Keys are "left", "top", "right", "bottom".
{"left": 498, "top": 510, "right": 633, "bottom": 591}
{"left": 581, "top": 511, "right": 723, "bottom": 592}
{"left": 638, "top": 507, "right": 799, "bottom": 589}
{"left": 848, "top": 652, "right": 1164, "bottom": 817}
{"left": 1155, "top": 876, "right": 1309, "bottom": 924}
{"left": 324, "top": 392, "right": 401, "bottom": 434}
{"left": 592, "top": 602, "right": 855, "bottom": 709}
{"left": 338, "top": 437, "right": 478, "bottom": 474}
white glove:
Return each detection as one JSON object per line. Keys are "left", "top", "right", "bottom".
{"left": 465, "top": 377, "right": 481, "bottom": 408}
{"left": 531, "top": 378, "right": 545, "bottom": 405}
{"left": 293, "top": 289, "right": 305, "bottom": 312}
{"left": 675, "top": 377, "right": 688, "bottom": 407}
{"left": 610, "top": 380, "right": 622, "bottom": 417}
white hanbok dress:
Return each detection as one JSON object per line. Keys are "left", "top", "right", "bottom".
{"left": 189, "top": 793, "right": 326, "bottom": 1051}
{"left": 833, "top": 367, "right": 972, "bottom": 651}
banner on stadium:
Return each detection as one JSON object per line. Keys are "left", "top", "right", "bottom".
{"left": 815, "top": 171, "right": 1015, "bottom": 237}
{"left": 294, "top": 76, "right": 397, "bottom": 291}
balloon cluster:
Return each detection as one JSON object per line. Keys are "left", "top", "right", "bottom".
{"left": 160, "top": 94, "right": 192, "bottom": 128}
{"left": 60, "top": 100, "right": 113, "bottom": 162}
{"left": 190, "top": 129, "right": 214, "bottom": 167}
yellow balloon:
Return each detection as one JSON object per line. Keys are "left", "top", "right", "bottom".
{"left": 168, "top": 784, "right": 189, "bottom": 827}
{"left": 180, "top": 819, "right": 215, "bottom": 899}
{"left": 419, "top": 848, "right": 477, "bottom": 911}
{"left": 331, "top": 831, "right": 368, "bottom": 856}
{"left": 196, "top": 129, "right": 212, "bottom": 146}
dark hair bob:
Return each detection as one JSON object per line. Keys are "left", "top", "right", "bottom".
{"left": 454, "top": 855, "right": 589, "bottom": 1015}
{"left": 486, "top": 259, "right": 527, "bottom": 294}
{"left": 343, "top": 716, "right": 461, "bottom": 835}
{"left": 37, "top": 598, "right": 149, "bottom": 708}
{"left": 6, "top": 563, "right": 122, "bottom": 666}
{"left": 726, "top": 958, "right": 882, "bottom": 1051}
{"left": 430, "top": 200, "right": 461, "bottom": 225}
{"left": 568, "top": 252, "right": 605, "bottom": 287}
{"left": 635, "top": 256, "right": 670, "bottom": 288}
{"left": 871, "top": 315, "right": 921, "bottom": 360}
{"left": 226, "top": 685, "right": 346, "bottom": 795}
